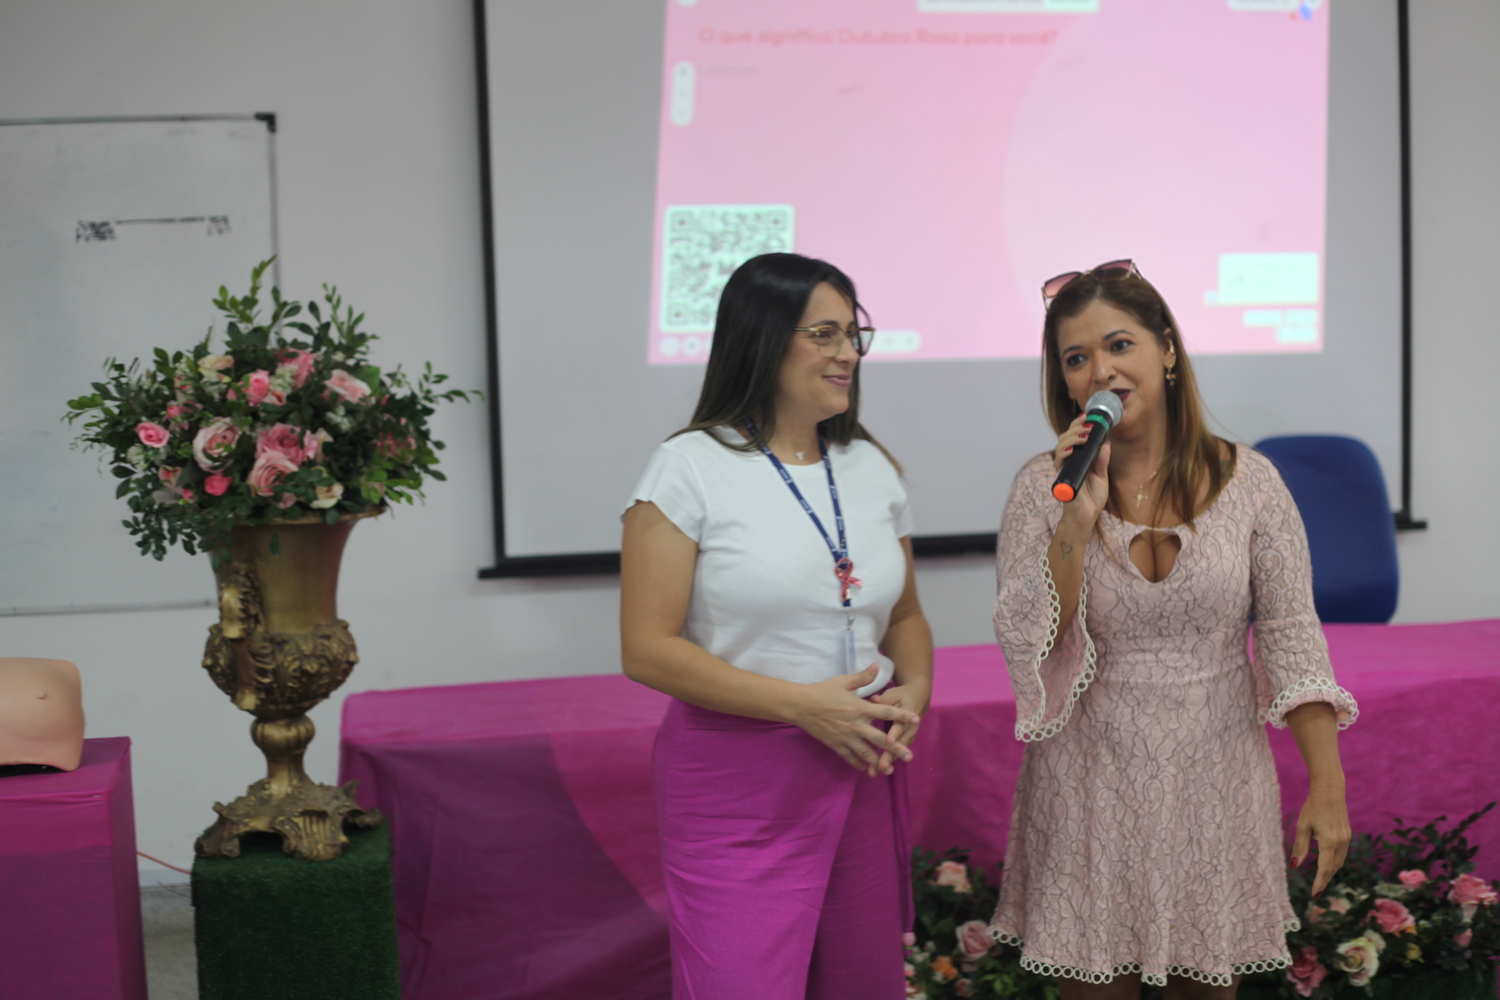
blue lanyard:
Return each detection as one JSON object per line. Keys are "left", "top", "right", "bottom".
{"left": 744, "top": 419, "right": 856, "bottom": 608}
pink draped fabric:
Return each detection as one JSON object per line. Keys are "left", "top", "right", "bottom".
{"left": 0, "top": 736, "right": 147, "bottom": 1000}
{"left": 339, "top": 620, "right": 1500, "bottom": 1000}
{"left": 910, "top": 622, "right": 1500, "bottom": 874}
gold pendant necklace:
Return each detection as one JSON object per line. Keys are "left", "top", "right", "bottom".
{"left": 1134, "top": 468, "right": 1160, "bottom": 509}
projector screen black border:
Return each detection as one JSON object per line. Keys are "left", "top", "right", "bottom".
{"left": 474, "top": 0, "right": 1426, "bottom": 581}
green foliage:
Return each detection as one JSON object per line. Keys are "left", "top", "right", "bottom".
{"left": 64, "top": 259, "right": 479, "bottom": 559}
{"left": 1238, "top": 803, "right": 1500, "bottom": 999}
{"left": 907, "top": 848, "right": 1060, "bottom": 1000}
{"left": 911, "top": 806, "right": 1500, "bottom": 1000}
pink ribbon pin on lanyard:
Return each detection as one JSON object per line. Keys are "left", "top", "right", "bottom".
{"left": 835, "top": 557, "right": 862, "bottom": 605}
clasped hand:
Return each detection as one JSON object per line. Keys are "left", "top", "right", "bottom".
{"left": 792, "top": 665, "right": 924, "bottom": 777}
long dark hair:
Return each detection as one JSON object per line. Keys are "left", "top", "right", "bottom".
{"left": 673, "top": 253, "right": 897, "bottom": 468}
{"left": 1041, "top": 269, "right": 1234, "bottom": 527}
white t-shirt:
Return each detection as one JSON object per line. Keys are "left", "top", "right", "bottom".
{"left": 626, "top": 427, "right": 914, "bottom": 697}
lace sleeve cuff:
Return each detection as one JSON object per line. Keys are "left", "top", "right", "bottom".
{"left": 1261, "top": 678, "right": 1359, "bottom": 730}
{"left": 1014, "top": 552, "right": 1098, "bottom": 743}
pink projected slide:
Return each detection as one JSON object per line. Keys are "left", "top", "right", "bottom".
{"left": 648, "top": 0, "right": 1329, "bottom": 365}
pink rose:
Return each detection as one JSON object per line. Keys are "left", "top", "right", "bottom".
{"left": 1307, "top": 894, "right": 1351, "bottom": 926}
{"left": 166, "top": 403, "right": 184, "bottom": 419}
{"left": 1449, "top": 873, "right": 1499, "bottom": 921}
{"left": 159, "top": 466, "right": 182, "bottom": 488}
{"left": 136, "top": 421, "right": 169, "bottom": 448}
{"left": 179, "top": 489, "right": 195, "bottom": 501}
{"left": 957, "top": 920, "right": 993, "bottom": 963}
{"left": 256, "top": 423, "right": 316, "bottom": 466}
{"left": 247, "top": 451, "right": 298, "bottom": 498}
{"left": 376, "top": 430, "right": 417, "bottom": 459}
{"left": 192, "top": 418, "right": 241, "bottom": 471}
{"left": 277, "top": 348, "right": 317, "bottom": 390}
{"left": 245, "top": 370, "right": 272, "bottom": 406}
{"left": 1371, "top": 899, "right": 1415, "bottom": 935}
{"left": 1398, "top": 870, "right": 1428, "bottom": 889}
{"left": 955, "top": 979, "right": 974, "bottom": 998}
{"left": 1335, "top": 931, "right": 1384, "bottom": 988}
{"left": 324, "top": 368, "right": 371, "bottom": 404}
{"left": 902, "top": 932, "right": 916, "bottom": 948}
{"left": 934, "top": 860, "right": 972, "bottom": 894}
{"left": 1286, "top": 945, "right": 1328, "bottom": 997}
{"left": 275, "top": 492, "right": 298, "bottom": 509}
{"left": 204, "top": 473, "right": 232, "bottom": 497}
{"left": 1455, "top": 929, "right": 1473, "bottom": 948}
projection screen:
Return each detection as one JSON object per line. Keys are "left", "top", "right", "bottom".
{"left": 476, "top": 0, "right": 1408, "bottom": 575}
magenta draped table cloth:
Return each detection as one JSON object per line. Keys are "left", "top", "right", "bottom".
{"left": 0, "top": 736, "right": 147, "bottom": 1000}
{"left": 339, "top": 620, "right": 1500, "bottom": 1000}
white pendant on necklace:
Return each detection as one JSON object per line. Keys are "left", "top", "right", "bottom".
{"left": 795, "top": 451, "right": 805, "bottom": 461}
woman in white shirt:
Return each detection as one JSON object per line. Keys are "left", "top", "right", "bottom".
{"left": 621, "top": 253, "right": 934, "bottom": 1000}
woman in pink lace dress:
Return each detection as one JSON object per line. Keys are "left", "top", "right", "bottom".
{"left": 988, "top": 263, "right": 1358, "bottom": 1000}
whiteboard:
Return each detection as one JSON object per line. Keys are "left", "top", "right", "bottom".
{"left": 0, "top": 116, "right": 278, "bottom": 615}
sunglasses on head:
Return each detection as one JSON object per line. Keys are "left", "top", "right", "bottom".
{"left": 1041, "top": 259, "right": 1142, "bottom": 310}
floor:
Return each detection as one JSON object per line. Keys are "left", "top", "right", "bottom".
{"left": 141, "top": 882, "right": 198, "bottom": 1000}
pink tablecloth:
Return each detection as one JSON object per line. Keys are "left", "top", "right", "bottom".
{"left": 339, "top": 620, "right": 1500, "bottom": 1000}
{"left": 0, "top": 736, "right": 147, "bottom": 1000}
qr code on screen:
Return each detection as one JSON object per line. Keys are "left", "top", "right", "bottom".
{"left": 659, "top": 204, "right": 795, "bottom": 332}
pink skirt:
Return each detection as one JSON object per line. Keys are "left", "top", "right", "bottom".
{"left": 653, "top": 698, "right": 913, "bottom": 1000}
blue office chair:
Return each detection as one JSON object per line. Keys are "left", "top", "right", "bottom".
{"left": 1253, "top": 435, "right": 1399, "bottom": 623}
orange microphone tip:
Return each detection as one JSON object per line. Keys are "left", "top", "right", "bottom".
{"left": 1052, "top": 483, "right": 1075, "bottom": 502}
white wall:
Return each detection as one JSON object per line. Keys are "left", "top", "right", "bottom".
{"left": 0, "top": 0, "right": 1494, "bottom": 877}
{"left": 1391, "top": 1, "right": 1500, "bottom": 622}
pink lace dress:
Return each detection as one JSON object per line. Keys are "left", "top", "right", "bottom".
{"left": 988, "top": 448, "right": 1357, "bottom": 989}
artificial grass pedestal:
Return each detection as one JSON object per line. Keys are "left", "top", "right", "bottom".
{"left": 192, "top": 825, "right": 400, "bottom": 1000}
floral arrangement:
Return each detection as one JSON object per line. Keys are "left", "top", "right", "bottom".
{"left": 1244, "top": 803, "right": 1499, "bottom": 999}
{"left": 65, "top": 260, "right": 475, "bottom": 561}
{"left": 907, "top": 806, "right": 1499, "bottom": 1000}
{"left": 906, "top": 848, "right": 1059, "bottom": 1000}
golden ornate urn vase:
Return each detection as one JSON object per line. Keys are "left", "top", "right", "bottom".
{"left": 195, "top": 512, "right": 382, "bottom": 862}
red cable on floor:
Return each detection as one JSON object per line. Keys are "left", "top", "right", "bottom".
{"left": 137, "top": 850, "right": 192, "bottom": 875}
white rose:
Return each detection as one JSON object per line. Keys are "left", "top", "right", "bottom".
{"left": 1336, "top": 931, "right": 1385, "bottom": 987}
{"left": 310, "top": 480, "right": 344, "bottom": 510}
{"left": 270, "top": 365, "right": 296, "bottom": 394}
{"left": 311, "top": 428, "right": 334, "bottom": 461}
{"left": 197, "top": 354, "right": 234, "bottom": 383}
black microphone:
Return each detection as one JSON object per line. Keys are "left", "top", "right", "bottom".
{"left": 1052, "top": 390, "right": 1123, "bottom": 503}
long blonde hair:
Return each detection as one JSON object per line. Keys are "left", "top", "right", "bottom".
{"left": 1041, "top": 270, "right": 1235, "bottom": 527}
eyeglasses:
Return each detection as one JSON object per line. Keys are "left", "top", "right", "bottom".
{"left": 1041, "top": 259, "right": 1142, "bottom": 310}
{"left": 793, "top": 323, "right": 876, "bottom": 358}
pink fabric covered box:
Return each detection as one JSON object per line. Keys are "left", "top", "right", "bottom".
{"left": 340, "top": 620, "right": 1500, "bottom": 1000}
{"left": 0, "top": 736, "right": 147, "bottom": 1000}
